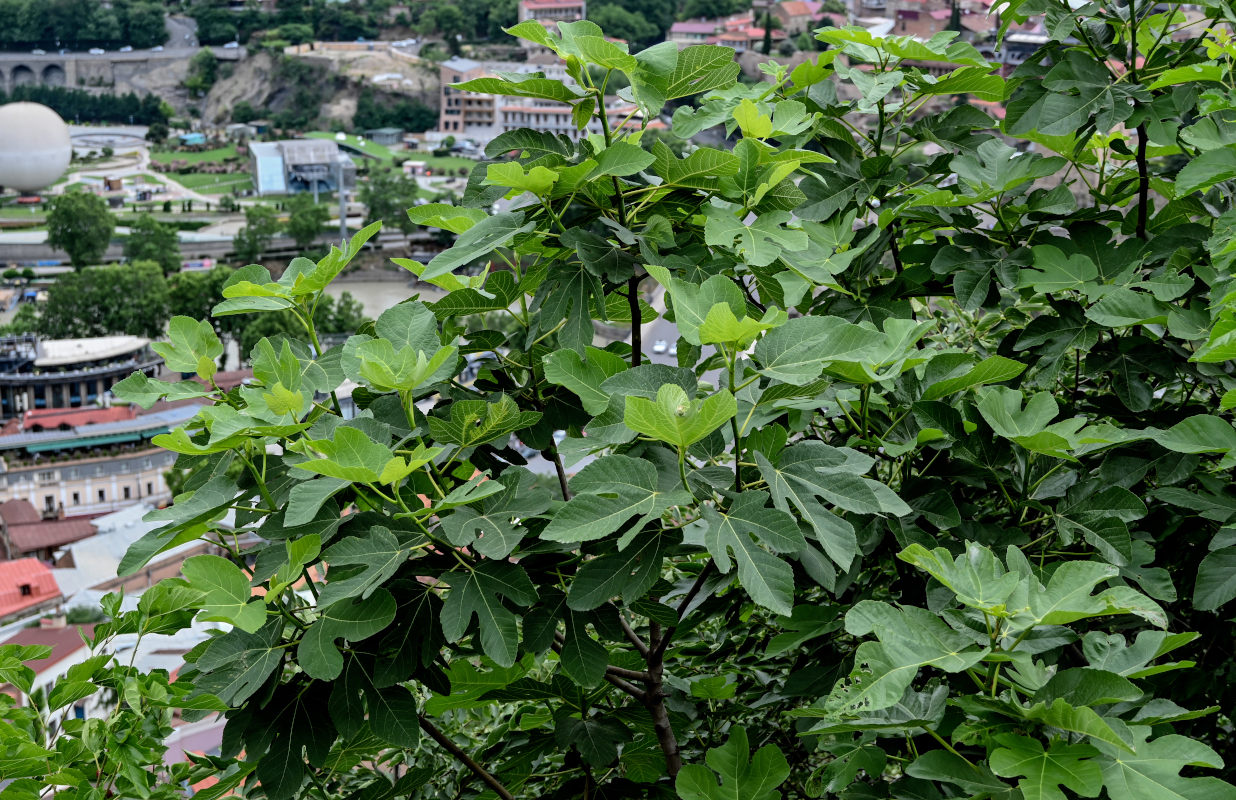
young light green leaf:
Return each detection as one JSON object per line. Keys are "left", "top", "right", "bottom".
{"left": 624, "top": 385, "right": 737, "bottom": 449}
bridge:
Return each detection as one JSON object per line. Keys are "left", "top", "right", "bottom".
{"left": 0, "top": 46, "right": 245, "bottom": 94}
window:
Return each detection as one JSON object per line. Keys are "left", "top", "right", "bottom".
{"left": 123, "top": 486, "right": 131, "bottom": 500}
{"left": 98, "top": 489, "right": 105, "bottom": 502}
{"left": 19, "top": 584, "right": 31, "bottom": 596}
{"left": 72, "top": 492, "right": 80, "bottom": 505}
{"left": 38, "top": 470, "right": 54, "bottom": 482}
{"left": 146, "top": 482, "right": 153, "bottom": 495}
{"left": 44, "top": 496, "right": 54, "bottom": 512}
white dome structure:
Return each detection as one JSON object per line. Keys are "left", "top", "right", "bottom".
{"left": 0, "top": 102, "right": 73, "bottom": 193}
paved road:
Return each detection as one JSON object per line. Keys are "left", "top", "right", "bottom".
{"left": 165, "top": 15, "right": 200, "bottom": 50}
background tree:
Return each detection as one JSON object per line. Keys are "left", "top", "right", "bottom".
{"left": 232, "top": 100, "right": 261, "bottom": 124}
{"left": 586, "top": 5, "right": 659, "bottom": 46}
{"left": 762, "top": 12, "right": 773, "bottom": 53}
{"left": 0, "top": 303, "right": 40, "bottom": 336}
{"left": 185, "top": 47, "right": 219, "bottom": 97}
{"left": 285, "top": 194, "right": 330, "bottom": 253}
{"left": 37, "top": 261, "right": 168, "bottom": 338}
{"left": 232, "top": 203, "right": 281, "bottom": 263}
{"left": 359, "top": 167, "right": 418, "bottom": 234}
{"left": 123, "top": 213, "right": 181, "bottom": 275}
{"left": 46, "top": 191, "right": 115, "bottom": 270}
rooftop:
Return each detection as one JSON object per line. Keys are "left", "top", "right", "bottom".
{"left": 278, "top": 139, "right": 345, "bottom": 166}
{"left": 7, "top": 518, "right": 96, "bottom": 556}
{"left": 0, "top": 499, "right": 39, "bottom": 525}
{"left": 0, "top": 622, "right": 94, "bottom": 678}
{"left": 0, "top": 558, "right": 60, "bottom": 619}
{"left": 35, "top": 336, "right": 150, "bottom": 368}
{"left": 1, "top": 405, "right": 137, "bottom": 436}
{"left": 0, "top": 403, "right": 200, "bottom": 454}
{"left": 779, "top": 0, "right": 820, "bottom": 15}
{"left": 671, "top": 21, "right": 719, "bottom": 34}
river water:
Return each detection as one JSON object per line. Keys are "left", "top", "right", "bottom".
{"left": 324, "top": 275, "right": 445, "bottom": 317}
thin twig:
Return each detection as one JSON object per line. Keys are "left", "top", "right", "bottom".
{"left": 418, "top": 716, "right": 516, "bottom": 800}
{"left": 651, "top": 561, "right": 717, "bottom": 661}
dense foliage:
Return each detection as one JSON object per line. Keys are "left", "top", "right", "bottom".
{"left": 352, "top": 88, "right": 438, "bottom": 135}
{"left": 46, "top": 191, "right": 115, "bottom": 270}
{"left": 0, "top": 0, "right": 166, "bottom": 51}
{"left": 0, "top": 86, "right": 168, "bottom": 126}
{"left": 7, "top": 7, "right": 1236, "bottom": 800}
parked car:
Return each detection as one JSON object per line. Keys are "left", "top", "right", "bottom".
{"left": 652, "top": 339, "right": 668, "bottom": 354}
{"left": 118, "top": 45, "right": 132, "bottom": 52}
{"left": 669, "top": 343, "right": 678, "bottom": 357}
{"left": 223, "top": 41, "right": 239, "bottom": 49}
{"left": 88, "top": 47, "right": 104, "bottom": 54}
{"left": 151, "top": 45, "right": 163, "bottom": 51}
{"left": 31, "top": 48, "right": 45, "bottom": 54}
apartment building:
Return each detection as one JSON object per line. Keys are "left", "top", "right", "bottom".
{"left": 517, "top": 0, "right": 586, "bottom": 61}
{"left": 439, "top": 57, "right": 641, "bottom": 143}
{"left": 0, "top": 404, "right": 198, "bottom": 518}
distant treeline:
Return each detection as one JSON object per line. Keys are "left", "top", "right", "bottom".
{"left": 0, "top": 0, "right": 166, "bottom": 51}
{"left": 0, "top": 85, "right": 168, "bottom": 125}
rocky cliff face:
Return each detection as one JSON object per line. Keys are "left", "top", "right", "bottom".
{"left": 203, "top": 48, "right": 438, "bottom": 128}
{"left": 202, "top": 52, "right": 282, "bottom": 124}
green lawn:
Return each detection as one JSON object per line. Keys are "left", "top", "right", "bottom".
{"left": 0, "top": 206, "right": 44, "bottom": 219}
{"left": 199, "top": 177, "right": 254, "bottom": 195}
{"left": 412, "top": 154, "right": 479, "bottom": 174}
{"left": 151, "top": 144, "right": 240, "bottom": 165}
{"left": 168, "top": 173, "right": 252, "bottom": 191}
{"left": 305, "top": 132, "right": 395, "bottom": 163}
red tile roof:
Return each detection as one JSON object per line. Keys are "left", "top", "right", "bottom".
{"left": 0, "top": 406, "right": 138, "bottom": 436}
{"left": 0, "top": 559, "right": 61, "bottom": 619}
{"left": 671, "top": 21, "right": 719, "bottom": 34}
{"left": 0, "top": 499, "right": 40, "bottom": 526}
{"left": 0, "top": 622, "right": 94, "bottom": 675}
{"left": 779, "top": 1, "right": 816, "bottom": 16}
{"left": 7, "top": 518, "right": 97, "bottom": 555}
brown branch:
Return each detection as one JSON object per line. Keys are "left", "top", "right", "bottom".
{"left": 419, "top": 716, "right": 515, "bottom": 800}
{"left": 651, "top": 561, "right": 717, "bottom": 661}
{"left": 617, "top": 614, "right": 650, "bottom": 658}
{"left": 1136, "top": 123, "right": 1149, "bottom": 240}
{"left": 604, "top": 673, "right": 647, "bottom": 701}
{"left": 628, "top": 274, "right": 643, "bottom": 367}
{"left": 549, "top": 446, "right": 571, "bottom": 501}
{"left": 606, "top": 664, "right": 652, "bottom": 682}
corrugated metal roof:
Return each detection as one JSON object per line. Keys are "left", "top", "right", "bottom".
{"left": 0, "top": 404, "right": 199, "bottom": 451}
{"left": 279, "top": 139, "right": 341, "bottom": 166}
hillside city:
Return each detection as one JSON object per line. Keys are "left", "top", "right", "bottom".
{"left": 0, "top": 0, "right": 1232, "bottom": 797}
